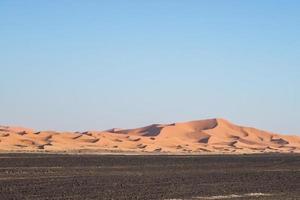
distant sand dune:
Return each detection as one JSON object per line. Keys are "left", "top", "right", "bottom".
{"left": 0, "top": 119, "right": 299, "bottom": 154}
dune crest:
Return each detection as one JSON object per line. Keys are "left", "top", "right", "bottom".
{"left": 0, "top": 119, "right": 299, "bottom": 154}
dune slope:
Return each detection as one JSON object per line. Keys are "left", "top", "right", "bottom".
{"left": 0, "top": 119, "right": 299, "bottom": 154}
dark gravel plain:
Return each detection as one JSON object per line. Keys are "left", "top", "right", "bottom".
{"left": 0, "top": 153, "right": 299, "bottom": 200}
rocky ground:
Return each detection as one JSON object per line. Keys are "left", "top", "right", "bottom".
{"left": 0, "top": 153, "right": 299, "bottom": 199}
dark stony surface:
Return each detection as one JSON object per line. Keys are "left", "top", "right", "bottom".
{"left": 0, "top": 153, "right": 299, "bottom": 199}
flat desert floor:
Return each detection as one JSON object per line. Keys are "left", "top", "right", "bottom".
{"left": 0, "top": 154, "right": 299, "bottom": 199}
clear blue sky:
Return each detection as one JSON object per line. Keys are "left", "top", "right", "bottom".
{"left": 0, "top": 1, "right": 299, "bottom": 134}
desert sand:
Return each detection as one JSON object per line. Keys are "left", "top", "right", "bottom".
{"left": 0, "top": 118, "right": 299, "bottom": 154}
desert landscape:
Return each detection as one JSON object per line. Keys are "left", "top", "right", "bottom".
{"left": 1, "top": 1, "right": 300, "bottom": 199}
{"left": 1, "top": 119, "right": 299, "bottom": 200}
{"left": 0, "top": 118, "right": 299, "bottom": 154}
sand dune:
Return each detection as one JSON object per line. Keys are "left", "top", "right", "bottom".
{"left": 0, "top": 119, "right": 299, "bottom": 154}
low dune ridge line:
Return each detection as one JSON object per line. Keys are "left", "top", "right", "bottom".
{"left": 0, "top": 118, "right": 299, "bottom": 154}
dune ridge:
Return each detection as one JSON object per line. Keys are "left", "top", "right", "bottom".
{"left": 0, "top": 118, "right": 299, "bottom": 154}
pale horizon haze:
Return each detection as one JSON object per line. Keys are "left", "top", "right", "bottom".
{"left": 0, "top": 1, "right": 299, "bottom": 134}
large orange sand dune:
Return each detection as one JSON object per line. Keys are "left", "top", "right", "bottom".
{"left": 0, "top": 119, "right": 299, "bottom": 154}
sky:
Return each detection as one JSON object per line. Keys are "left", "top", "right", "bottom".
{"left": 0, "top": 0, "right": 299, "bottom": 134}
